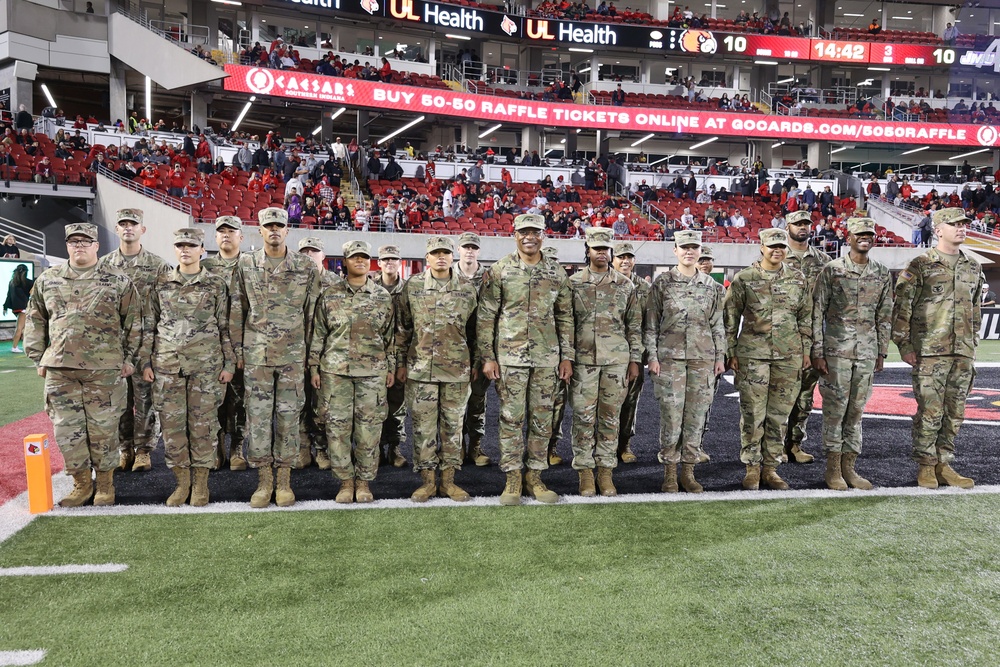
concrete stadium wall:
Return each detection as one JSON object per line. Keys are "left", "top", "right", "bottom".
{"left": 95, "top": 174, "right": 192, "bottom": 259}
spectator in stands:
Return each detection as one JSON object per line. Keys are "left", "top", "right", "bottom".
{"left": 236, "top": 145, "right": 252, "bottom": 171}
{"left": 802, "top": 184, "right": 816, "bottom": 210}
{"left": 885, "top": 175, "right": 900, "bottom": 204}
{"left": 14, "top": 104, "right": 31, "bottom": 131}
{"left": 183, "top": 177, "right": 204, "bottom": 199}
{"left": 612, "top": 213, "right": 630, "bottom": 237}
{"left": 34, "top": 156, "right": 54, "bottom": 184}
{"left": 383, "top": 155, "right": 403, "bottom": 181}
{"left": 1, "top": 234, "right": 19, "bottom": 258}
{"left": 868, "top": 18, "right": 881, "bottom": 35}
{"left": 771, "top": 212, "right": 786, "bottom": 228}
{"left": 611, "top": 84, "right": 626, "bottom": 107}
{"left": 164, "top": 164, "right": 185, "bottom": 197}
{"left": 866, "top": 176, "right": 881, "bottom": 201}
{"left": 679, "top": 207, "right": 695, "bottom": 228}
{"left": 730, "top": 209, "right": 747, "bottom": 228}
{"left": 943, "top": 22, "right": 959, "bottom": 45}
{"left": 982, "top": 284, "right": 997, "bottom": 306}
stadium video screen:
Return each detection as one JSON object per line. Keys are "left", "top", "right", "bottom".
{"left": 0, "top": 258, "right": 35, "bottom": 323}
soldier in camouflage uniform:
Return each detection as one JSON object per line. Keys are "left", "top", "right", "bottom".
{"left": 144, "top": 228, "right": 235, "bottom": 507}
{"left": 24, "top": 223, "right": 141, "bottom": 507}
{"left": 478, "top": 213, "right": 575, "bottom": 505}
{"left": 296, "top": 237, "right": 339, "bottom": 471}
{"left": 724, "top": 228, "right": 812, "bottom": 491}
{"left": 97, "top": 208, "right": 170, "bottom": 473}
{"left": 397, "top": 236, "right": 479, "bottom": 502}
{"left": 645, "top": 230, "right": 726, "bottom": 494}
{"left": 202, "top": 216, "right": 247, "bottom": 471}
{"left": 695, "top": 244, "right": 719, "bottom": 462}
{"left": 375, "top": 244, "right": 408, "bottom": 468}
{"left": 310, "top": 241, "right": 395, "bottom": 504}
{"left": 782, "top": 209, "right": 832, "bottom": 464}
{"left": 892, "top": 207, "right": 982, "bottom": 490}
{"left": 569, "top": 229, "right": 641, "bottom": 497}
{"left": 455, "top": 231, "right": 491, "bottom": 467}
{"left": 811, "top": 217, "right": 893, "bottom": 491}
{"left": 542, "top": 245, "right": 569, "bottom": 466}
{"left": 230, "top": 207, "right": 322, "bottom": 508}
{"left": 612, "top": 241, "right": 651, "bottom": 464}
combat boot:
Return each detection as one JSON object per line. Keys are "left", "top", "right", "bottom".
{"left": 524, "top": 470, "right": 559, "bottom": 504}
{"left": 230, "top": 434, "right": 247, "bottom": 471}
{"left": 662, "top": 464, "right": 679, "bottom": 493}
{"left": 411, "top": 469, "right": 437, "bottom": 503}
{"left": 841, "top": 453, "right": 872, "bottom": 490}
{"left": 548, "top": 445, "right": 563, "bottom": 466}
{"left": 59, "top": 470, "right": 94, "bottom": 508}
{"left": 295, "top": 446, "right": 312, "bottom": 469}
{"left": 355, "top": 479, "right": 374, "bottom": 503}
{"left": 118, "top": 447, "right": 134, "bottom": 472}
{"left": 470, "top": 442, "right": 491, "bottom": 467}
{"left": 785, "top": 442, "right": 814, "bottom": 464}
{"left": 390, "top": 446, "right": 407, "bottom": 468}
{"left": 335, "top": 478, "right": 355, "bottom": 504}
{"left": 742, "top": 464, "right": 761, "bottom": 491}
{"left": 315, "top": 449, "right": 332, "bottom": 470}
{"left": 935, "top": 463, "right": 975, "bottom": 489}
{"left": 596, "top": 467, "right": 617, "bottom": 497}
{"left": 439, "top": 468, "right": 470, "bottom": 502}
{"left": 190, "top": 468, "right": 210, "bottom": 507}
{"left": 620, "top": 444, "right": 637, "bottom": 464}
{"left": 132, "top": 451, "right": 152, "bottom": 472}
{"left": 250, "top": 466, "right": 274, "bottom": 508}
{"left": 499, "top": 471, "right": 522, "bottom": 506}
{"left": 825, "top": 452, "right": 848, "bottom": 491}
{"left": 761, "top": 466, "right": 790, "bottom": 491}
{"left": 275, "top": 467, "right": 295, "bottom": 507}
{"left": 916, "top": 464, "right": 939, "bottom": 489}
{"left": 166, "top": 467, "right": 191, "bottom": 507}
{"left": 93, "top": 470, "right": 116, "bottom": 506}
{"left": 679, "top": 463, "right": 703, "bottom": 494}
{"left": 578, "top": 469, "right": 596, "bottom": 497}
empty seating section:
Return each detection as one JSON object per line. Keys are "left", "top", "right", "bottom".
{"left": 590, "top": 90, "right": 762, "bottom": 112}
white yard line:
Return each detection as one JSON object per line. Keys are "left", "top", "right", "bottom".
{"left": 0, "top": 650, "right": 46, "bottom": 666}
{"left": 0, "top": 563, "right": 127, "bottom": 577}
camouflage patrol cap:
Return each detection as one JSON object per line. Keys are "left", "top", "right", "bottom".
{"left": 173, "top": 228, "right": 205, "bottom": 246}
{"left": 65, "top": 222, "right": 98, "bottom": 241}
{"left": 614, "top": 242, "right": 636, "bottom": 257}
{"left": 932, "top": 207, "right": 972, "bottom": 227}
{"left": 258, "top": 207, "right": 289, "bottom": 227}
{"left": 214, "top": 215, "right": 243, "bottom": 230}
{"left": 116, "top": 208, "right": 143, "bottom": 224}
{"left": 343, "top": 240, "right": 373, "bottom": 258}
{"left": 585, "top": 228, "right": 614, "bottom": 248}
{"left": 698, "top": 245, "right": 715, "bottom": 260}
{"left": 760, "top": 228, "right": 790, "bottom": 247}
{"left": 426, "top": 236, "right": 455, "bottom": 253}
{"left": 458, "top": 231, "right": 481, "bottom": 248}
{"left": 378, "top": 245, "right": 401, "bottom": 260}
{"left": 541, "top": 246, "right": 558, "bottom": 259}
{"left": 298, "top": 237, "right": 324, "bottom": 252}
{"left": 785, "top": 210, "right": 812, "bottom": 226}
{"left": 846, "top": 217, "right": 876, "bottom": 235}
{"left": 674, "top": 230, "right": 702, "bottom": 247}
{"left": 513, "top": 213, "right": 545, "bottom": 231}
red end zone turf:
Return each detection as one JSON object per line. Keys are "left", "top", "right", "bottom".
{"left": 0, "top": 412, "right": 62, "bottom": 505}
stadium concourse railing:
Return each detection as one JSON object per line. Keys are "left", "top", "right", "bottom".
{"left": 0, "top": 216, "right": 46, "bottom": 258}
{"left": 114, "top": 1, "right": 211, "bottom": 48}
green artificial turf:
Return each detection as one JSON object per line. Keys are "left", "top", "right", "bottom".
{"left": 1, "top": 496, "right": 999, "bottom": 666}
{"left": 0, "top": 348, "right": 44, "bottom": 425}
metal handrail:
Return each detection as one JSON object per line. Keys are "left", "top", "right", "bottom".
{"left": 0, "top": 215, "right": 46, "bottom": 258}
{"left": 96, "top": 165, "right": 193, "bottom": 216}
{"left": 149, "top": 20, "right": 211, "bottom": 47}
{"left": 115, "top": 5, "right": 213, "bottom": 54}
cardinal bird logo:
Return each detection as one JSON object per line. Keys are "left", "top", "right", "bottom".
{"left": 501, "top": 15, "right": 518, "bottom": 36}
{"left": 679, "top": 29, "right": 718, "bottom": 54}
{"left": 361, "top": 0, "right": 379, "bottom": 14}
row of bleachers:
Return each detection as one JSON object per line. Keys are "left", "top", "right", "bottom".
{"left": 589, "top": 91, "right": 763, "bottom": 113}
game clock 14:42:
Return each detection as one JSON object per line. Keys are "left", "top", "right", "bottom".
{"left": 812, "top": 40, "right": 868, "bottom": 62}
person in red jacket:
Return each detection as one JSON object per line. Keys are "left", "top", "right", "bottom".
{"left": 247, "top": 171, "right": 264, "bottom": 193}
{"left": 195, "top": 137, "right": 211, "bottom": 161}
{"left": 221, "top": 165, "right": 238, "bottom": 187}
{"left": 379, "top": 57, "right": 392, "bottom": 82}
{"left": 140, "top": 164, "right": 159, "bottom": 192}
{"left": 500, "top": 167, "right": 513, "bottom": 191}
{"left": 166, "top": 164, "right": 187, "bottom": 197}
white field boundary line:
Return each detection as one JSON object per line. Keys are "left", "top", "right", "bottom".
{"left": 0, "top": 475, "right": 72, "bottom": 545}
{"left": 0, "top": 563, "right": 127, "bottom": 576}
{"left": 0, "top": 651, "right": 46, "bottom": 666}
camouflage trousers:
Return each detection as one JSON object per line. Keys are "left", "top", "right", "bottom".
{"left": 549, "top": 377, "right": 569, "bottom": 449}
{"left": 786, "top": 367, "right": 822, "bottom": 447}
{"left": 818, "top": 357, "right": 876, "bottom": 455}
{"left": 652, "top": 359, "right": 716, "bottom": 465}
{"left": 119, "top": 372, "right": 160, "bottom": 455}
{"left": 618, "top": 369, "right": 644, "bottom": 450}
{"left": 217, "top": 366, "right": 246, "bottom": 458}
{"left": 299, "top": 371, "right": 328, "bottom": 453}
{"left": 735, "top": 359, "right": 801, "bottom": 466}
{"left": 495, "top": 365, "right": 560, "bottom": 473}
{"left": 407, "top": 379, "right": 470, "bottom": 472}
{"left": 911, "top": 355, "right": 976, "bottom": 465}
{"left": 380, "top": 381, "right": 406, "bottom": 448}
{"left": 244, "top": 363, "right": 305, "bottom": 468}
{"left": 570, "top": 363, "right": 628, "bottom": 470}
{"left": 153, "top": 370, "right": 225, "bottom": 469}
{"left": 45, "top": 368, "right": 126, "bottom": 474}
{"left": 321, "top": 373, "right": 387, "bottom": 481}
{"left": 462, "top": 371, "right": 489, "bottom": 448}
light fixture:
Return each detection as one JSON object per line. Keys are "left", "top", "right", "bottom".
{"left": 890, "top": 16, "right": 912, "bottom": 20}
{"left": 689, "top": 136, "right": 718, "bottom": 150}
{"left": 377, "top": 115, "right": 426, "bottom": 145}
{"left": 311, "top": 126, "right": 322, "bottom": 136}
{"left": 900, "top": 146, "right": 929, "bottom": 156}
{"left": 329, "top": 107, "right": 347, "bottom": 120}
{"left": 232, "top": 99, "right": 253, "bottom": 131}
{"left": 211, "top": 0, "right": 243, "bottom": 5}
{"left": 568, "top": 48, "right": 594, "bottom": 53}
{"left": 648, "top": 155, "right": 674, "bottom": 166}
{"left": 754, "top": 60, "right": 779, "bottom": 65}
{"left": 579, "top": 66, "right": 592, "bottom": 74}
{"left": 776, "top": 77, "right": 796, "bottom": 84}
{"left": 145, "top": 76, "right": 152, "bottom": 125}
{"left": 40, "top": 84, "right": 57, "bottom": 109}
{"left": 949, "top": 148, "right": 991, "bottom": 160}
{"left": 631, "top": 133, "right": 655, "bottom": 147}
{"left": 830, "top": 147, "right": 848, "bottom": 154}
{"left": 771, "top": 141, "right": 784, "bottom": 148}
{"left": 560, "top": 138, "right": 566, "bottom": 144}
{"left": 867, "top": 67, "right": 891, "bottom": 71}
{"left": 843, "top": 12, "right": 865, "bottom": 16}
{"left": 478, "top": 123, "right": 502, "bottom": 139}
{"left": 446, "top": 34, "right": 472, "bottom": 40}
{"left": 853, "top": 162, "right": 871, "bottom": 169}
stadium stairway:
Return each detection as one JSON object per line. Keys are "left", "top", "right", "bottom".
{"left": 109, "top": 12, "right": 226, "bottom": 90}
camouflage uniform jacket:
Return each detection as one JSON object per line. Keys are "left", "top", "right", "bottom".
{"left": 456, "top": 262, "right": 488, "bottom": 291}
{"left": 811, "top": 255, "right": 893, "bottom": 360}
{"left": 396, "top": 269, "right": 479, "bottom": 383}
{"left": 375, "top": 273, "right": 405, "bottom": 313}
{"left": 569, "top": 267, "right": 641, "bottom": 366}
{"left": 477, "top": 252, "right": 575, "bottom": 368}
{"left": 785, "top": 244, "right": 830, "bottom": 293}
{"left": 310, "top": 278, "right": 395, "bottom": 378}
{"left": 630, "top": 273, "right": 652, "bottom": 360}
{"left": 202, "top": 254, "right": 241, "bottom": 282}
{"left": 24, "top": 263, "right": 141, "bottom": 370}
{"left": 724, "top": 262, "right": 812, "bottom": 361}
{"left": 230, "top": 248, "right": 321, "bottom": 367}
{"left": 892, "top": 248, "right": 982, "bottom": 359}
{"left": 146, "top": 268, "right": 236, "bottom": 376}
{"left": 97, "top": 247, "right": 171, "bottom": 362}
{"left": 644, "top": 268, "right": 725, "bottom": 364}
